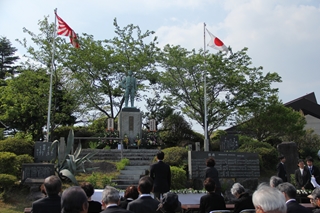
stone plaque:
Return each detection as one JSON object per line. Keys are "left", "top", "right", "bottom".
{"left": 34, "top": 142, "right": 56, "bottom": 162}
{"left": 220, "top": 135, "right": 239, "bottom": 151}
{"left": 22, "top": 163, "right": 55, "bottom": 183}
{"left": 188, "top": 151, "right": 260, "bottom": 179}
{"left": 129, "top": 116, "right": 134, "bottom": 131}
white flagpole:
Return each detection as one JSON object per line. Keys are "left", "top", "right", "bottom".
{"left": 203, "top": 23, "right": 209, "bottom": 151}
{"left": 46, "top": 8, "right": 57, "bottom": 142}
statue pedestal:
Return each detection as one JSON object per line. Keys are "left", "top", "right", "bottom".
{"left": 119, "top": 108, "right": 142, "bottom": 148}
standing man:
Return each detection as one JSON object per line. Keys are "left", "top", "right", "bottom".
{"left": 306, "top": 156, "right": 320, "bottom": 183}
{"left": 31, "top": 175, "right": 62, "bottom": 213}
{"left": 150, "top": 151, "right": 171, "bottom": 200}
{"left": 277, "top": 182, "right": 312, "bottom": 213}
{"left": 277, "top": 155, "right": 287, "bottom": 182}
{"left": 295, "top": 159, "right": 313, "bottom": 190}
{"left": 120, "top": 70, "right": 137, "bottom": 108}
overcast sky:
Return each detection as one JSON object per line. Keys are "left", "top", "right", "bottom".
{"left": 1, "top": 0, "right": 320, "bottom": 132}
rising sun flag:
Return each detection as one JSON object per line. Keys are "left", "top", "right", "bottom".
{"left": 55, "top": 12, "right": 80, "bottom": 48}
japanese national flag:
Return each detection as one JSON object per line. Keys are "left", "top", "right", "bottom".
{"left": 206, "top": 29, "right": 228, "bottom": 53}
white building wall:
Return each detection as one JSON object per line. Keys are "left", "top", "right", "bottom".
{"left": 305, "top": 114, "right": 320, "bottom": 135}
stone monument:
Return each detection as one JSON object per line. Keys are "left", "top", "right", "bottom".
{"left": 119, "top": 71, "right": 142, "bottom": 147}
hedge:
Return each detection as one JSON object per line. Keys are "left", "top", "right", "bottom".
{"left": 0, "top": 138, "right": 34, "bottom": 156}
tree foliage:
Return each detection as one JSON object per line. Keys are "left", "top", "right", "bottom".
{"left": 0, "top": 69, "right": 76, "bottom": 140}
{"left": 235, "top": 96, "right": 306, "bottom": 142}
{"left": 159, "top": 112, "right": 203, "bottom": 146}
{"left": 0, "top": 36, "right": 20, "bottom": 80}
{"left": 160, "top": 46, "right": 281, "bottom": 139}
{"left": 58, "top": 18, "right": 161, "bottom": 119}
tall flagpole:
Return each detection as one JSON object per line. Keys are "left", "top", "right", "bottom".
{"left": 203, "top": 23, "right": 209, "bottom": 151}
{"left": 46, "top": 8, "right": 57, "bottom": 142}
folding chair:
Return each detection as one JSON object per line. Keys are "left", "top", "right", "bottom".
{"left": 239, "top": 209, "right": 256, "bottom": 213}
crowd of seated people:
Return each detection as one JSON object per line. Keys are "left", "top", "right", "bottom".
{"left": 30, "top": 155, "right": 320, "bottom": 213}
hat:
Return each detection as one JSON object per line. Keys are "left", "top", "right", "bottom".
{"left": 308, "top": 188, "right": 320, "bottom": 199}
{"left": 157, "top": 192, "right": 181, "bottom": 212}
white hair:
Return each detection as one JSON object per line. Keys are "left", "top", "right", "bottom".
{"left": 230, "top": 183, "right": 245, "bottom": 196}
{"left": 269, "top": 176, "right": 283, "bottom": 188}
{"left": 102, "top": 186, "right": 120, "bottom": 205}
{"left": 252, "top": 185, "right": 286, "bottom": 213}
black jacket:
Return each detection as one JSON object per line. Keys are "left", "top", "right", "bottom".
{"left": 295, "top": 167, "right": 313, "bottom": 189}
{"left": 200, "top": 192, "right": 226, "bottom": 213}
{"left": 233, "top": 193, "right": 254, "bottom": 213}
{"left": 150, "top": 161, "right": 171, "bottom": 193}
{"left": 31, "top": 194, "right": 61, "bottom": 213}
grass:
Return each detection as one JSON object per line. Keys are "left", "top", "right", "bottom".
{"left": 0, "top": 185, "right": 32, "bottom": 213}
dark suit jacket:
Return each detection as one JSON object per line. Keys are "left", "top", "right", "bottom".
{"left": 150, "top": 160, "right": 171, "bottom": 193}
{"left": 119, "top": 199, "right": 134, "bottom": 210}
{"left": 127, "top": 196, "right": 160, "bottom": 213}
{"left": 277, "top": 162, "right": 287, "bottom": 182}
{"left": 199, "top": 192, "right": 226, "bottom": 213}
{"left": 101, "top": 206, "right": 133, "bottom": 213}
{"left": 88, "top": 200, "right": 102, "bottom": 213}
{"left": 286, "top": 200, "right": 312, "bottom": 213}
{"left": 233, "top": 193, "right": 254, "bottom": 213}
{"left": 309, "top": 165, "right": 320, "bottom": 183}
{"left": 31, "top": 194, "right": 61, "bottom": 213}
{"left": 205, "top": 167, "right": 221, "bottom": 192}
{"left": 295, "top": 167, "right": 313, "bottom": 189}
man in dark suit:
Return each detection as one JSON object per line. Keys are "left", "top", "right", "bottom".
{"left": 306, "top": 156, "right": 320, "bottom": 183}
{"left": 307, "top": 188, "right": 320, "bottom": 213}
{"left": 127, "top": 176, "right": 160, "bottom": 213}
{"left": 295, "top": 159, "right": 313, "bottom": 190}
{"left": 277, "top": 182, "right": 312, "bottom": 213}
{"left": 31, "top": 175, "right": 62, "bottom": 213}
{"left": 150, "top": 151, "right": 171, "bottom": 200}
{"left": 101, "top": 186, "right": 133, "bottom": 213}
{"left": 61, "top": 186, "right": 89, "bottom": 213}
{"left": 277, "top": 155, "right": 287, "bottom": 182}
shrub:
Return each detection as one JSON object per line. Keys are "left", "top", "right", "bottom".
{"left": 0, "top": 138, "right": 34, "bottom": 156}
{"left": 16, "top": 154, "right": 34, "bottom": 177}
{"left": 116, "top": 158, "right": 129, "bottom": 171}
{"left": 0, "top": 152, "right": 18, "bottom": 175}
{"left": 86, "top": 173, "right": 98, "bottom": 188}
{"left": 0, "top": 174, "right": 17, "bottom": 190}
{"left": 161, "top": 147, "right": 188, "bottom": 167}
{"left": 170, "top": 166, "right": 187, "bottom": 189}
{"left": 237, "top": 137, "right": 278, "bottom": 171}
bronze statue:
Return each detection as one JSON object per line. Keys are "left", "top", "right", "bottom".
{"left": 121, "top": 70, "right": 137, "bottom": 107}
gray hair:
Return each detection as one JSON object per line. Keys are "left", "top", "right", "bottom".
{"left": 269, "top": 176, "right": 283, "bottom": 188}
{"left": 252, "top": 185, "right": 286, "bottom": 213}
{"left": 277, "top": 182, "right": 297, "bottom": 199}
{"left": 230, "top": 183, "right": 245, "bottom": 196}
{"left": 102, "top": 186, "right": 120, "bottom": 205}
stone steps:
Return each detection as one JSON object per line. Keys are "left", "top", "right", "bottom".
{"left": 80, "top": 149, "right": 158, "bottom": 189}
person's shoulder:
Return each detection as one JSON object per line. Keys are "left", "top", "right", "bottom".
{"left": 32, "top": 196, "right": 49, "bottom": 205}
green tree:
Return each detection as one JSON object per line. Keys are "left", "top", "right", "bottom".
{"left": 159, "top": 46, "right": 281, "bottom": 140}
{"left": 236, "top": 96, "right": 306, "bottom": 143}
{"left": 16, "top": 16, "right": 80, "bottom": 138}
{"left": 59, "top": 18, "right": 161, "bottom": 120}
{"left": 0, "top": 69, "right": 76, "bottom": 140}
{"left": 0, "top": 36, "right": 19, "bottom": 80}
{"left": 159, "top": 112, "right": 203, "bottom": 146}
